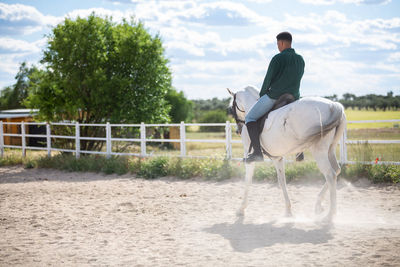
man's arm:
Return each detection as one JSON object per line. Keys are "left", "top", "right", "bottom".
{"left": 259, "top": 56, "right": 278, "bottom": 97}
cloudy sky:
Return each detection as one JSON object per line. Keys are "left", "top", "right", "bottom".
{"left": 0, "top": 0, "right": 399, "bottom": 99}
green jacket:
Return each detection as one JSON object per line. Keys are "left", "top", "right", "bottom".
{"left": 259, "top": 48, "right": 305, "bottom": 100}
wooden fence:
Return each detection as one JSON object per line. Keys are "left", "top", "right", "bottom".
{"left": 0, "top": 120, "right": 399, "bottom": 165}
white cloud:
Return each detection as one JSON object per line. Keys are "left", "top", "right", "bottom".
{"left": 0, "top": 3, "right": 60, "bottom": 35}
{"left": 388, "top": 52, "right": 400, "bottom": 62}
{"left": 171, "top": 57, "right": 268, "bottom": 98}
{"left": 162, "top": 27, "right": 221, "bottom": 56}
{"left": 245, "top": 0, "right": 273, "bottom": 3}
{"left": 0, "top": 37, "right": 46, "bottom": 78}
{"left": 299, "top": 0, "right": 391, "bottom": 5}
{"left": 0, "top": 54, "right": 20, "bottom": 75}
{"left": 134, "top": 1, "right": 267, "bottom": 27}
{"left": 65, "top": 7, "right": 130, "bottom": 22}
{"left": 0, "top": 1, "right": 399, "bottom": 98}
{"left": 280, "top": 11, "right": 400, "bottom": 52}
{"left": 0, "top": 37, "right": 45, "bottom": 54}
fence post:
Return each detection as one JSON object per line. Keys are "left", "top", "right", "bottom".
{"left": 140, "top": 122, "right": 146, "bottom": 157}
{"left": 225, "top": 121, "right": 232, "bottom": 159}
{"left": 46, "top": 123, "right": 51, "bottom": 157}
{"left": 0, "top": 121, "right": 3, "bottom": 157}
{"left": 340, "top": 124, "right": 348, "bottom": 165}
{"left": 180, "top": 121, "right": 186, "bottom": 157}
{"left": 21, "top": 121, "right": 26, "bottom": 158}
{"left": 106, "top": 122, "right": 111, "bottom": 159}
{"left": 343, "top": 124, "right": 348, "bottom": 164}
{"left": 75, "top": 122, "right": 80, "bottom": 159}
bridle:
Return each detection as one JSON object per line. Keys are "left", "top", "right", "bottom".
{"left": 231, "top": 93, "right": 246, "bottom": 126}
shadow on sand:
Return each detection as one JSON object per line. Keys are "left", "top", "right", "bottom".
{"left": 203, "top": 217, "right": 333, "bottom": 253}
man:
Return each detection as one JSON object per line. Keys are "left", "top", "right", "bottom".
{"left": 245, "top": 32, "right": 305, "bottom": 163}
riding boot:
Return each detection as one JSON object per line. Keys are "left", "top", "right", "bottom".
{"left": 245, "top": 121, "right": 263, "bottom": 163}
{"left": 296, "top": 152, "right": 304, "bottom": 162}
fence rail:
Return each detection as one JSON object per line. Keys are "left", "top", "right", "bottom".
{"left": 1, "top": 120, "right": 399, "bottom": 165}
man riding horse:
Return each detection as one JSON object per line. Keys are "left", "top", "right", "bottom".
{"left": 245, "top": 32, "right": 305, "bottom": 163}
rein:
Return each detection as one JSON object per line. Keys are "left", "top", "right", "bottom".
{"left": 232, "top": 93, "right": 245, "bottom": 124}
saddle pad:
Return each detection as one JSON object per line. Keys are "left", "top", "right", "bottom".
{"left": 256, "top": 93, "right": 296, "bottom": 134}
{"left": 264, "top": 103, "right": 294, "bottom": 132}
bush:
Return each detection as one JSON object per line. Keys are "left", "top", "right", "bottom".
{"left": 367, "top": 164, "right": 400, "bottom": 183}
{"left": 101, "top": 156, "right": 128, "bottom": 175}
{"left": 138, "top": 157, "right": 169, "bottom": 179}
{"left": 24, "top": 159, "right": 36, "bottom": 169}
{"left": 198, "top": 109, "right": 228, "bottom": 132}
{"left": 285, "top": 162, "right": 322, "bottom": 182}
{"left": 171, "top": 158, "right": 203, "bottom": 179}
{"left": 253, "top": 162, "right": 321, "bottom": 182}
{"left": 343, "top": 163, "right": 369, "bottom": 180}
{"left": 216, "top": 159, "right": 236, "bottom": 181}
{"left": 343, "top": 163, "right": 400, "bottom": 183}
{"left": 254, "top": 164, "right": 276, "bottom": 181}
{"left": 0, "top": 154, "right": 23, "bottom": 166}
{"left": 201, "top": 159, "right": 223, "bottom": 179}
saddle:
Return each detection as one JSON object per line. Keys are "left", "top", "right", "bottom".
{"left": 255, "top": 93, "right": 296, "bottom": 134}
{"left": 255, "top": 93, "right": 304, "bottom": 161}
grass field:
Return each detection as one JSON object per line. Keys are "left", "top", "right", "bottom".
{"left": 345, "top": 109, "right": 400, "bottom": 129}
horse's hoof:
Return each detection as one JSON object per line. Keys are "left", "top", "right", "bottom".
{"left": 285, "top": 210, "right": 293, "bottom": 217}
{"left": 236, "top": 209, "right": 245, "bottom": 217}
{"left": 315, "top": 205, "right": 324, "bottom": 215}
{"left": 321, "top": 214, "right": 334, "bottom": 224}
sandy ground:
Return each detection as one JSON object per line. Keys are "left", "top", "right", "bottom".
{"left": 1, "top": 166, "right": 400, "bottom": 267}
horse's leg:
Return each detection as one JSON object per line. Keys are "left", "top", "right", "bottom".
{"left": 329, "top": 144, "right": 341, "bottom": 176}
{"left": 237, "top": 162, "right": 255, "bottom": 217}
{"left": 315, "top": 182, "right": 328, "bottom": 214}
{"left": 312, "top": 148, "right": 337, "bottom": 222}
{"left": 272, "top": 157, "right": 292, "bottom": 217}
{"left": 237, "top": 126, "right": 254, "bottom": 217}
{"left": 315, "top": 144, "right": 341, "bottom": 214}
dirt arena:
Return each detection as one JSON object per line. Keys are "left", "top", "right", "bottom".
{"left": 1, "top": 166, "right": 399, "bottom": 266}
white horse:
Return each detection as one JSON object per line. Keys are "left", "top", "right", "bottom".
{"left": 228, "top": 86, "right": 346, "bottom": 222}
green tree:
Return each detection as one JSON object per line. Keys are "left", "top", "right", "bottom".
{"left": 199, "top": 109, "right": 228, "bottom": 132}
{"left": 26, "top": 14, "right": 172, "bottom": 151}
{"left": 165, "top": 89, "right": 193, "bottom": 123}
{"left": 0, "top": 86, "right": 14, "bottom": 110}
{"left": 324, "top": 94, "right": 338, "bottom": 102}
{"left": 192, "top": 97, "right": 230, "bottom": 121}
{"left": 0, "top": 62, "right": 39, "bottom": 110}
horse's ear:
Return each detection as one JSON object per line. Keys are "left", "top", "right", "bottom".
{"left": 227, "top": 88, "right": 235, "bottom": 96}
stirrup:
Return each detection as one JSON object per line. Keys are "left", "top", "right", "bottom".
{"left": 245, "top": 152, "right": 264, "bottom": 163}
{"left": 296, "top": 152, "right": 304, "bottom": 162}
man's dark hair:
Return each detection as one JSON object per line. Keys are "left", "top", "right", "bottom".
{"left": 276, "top": 32, "right": 292, "bottom": 42}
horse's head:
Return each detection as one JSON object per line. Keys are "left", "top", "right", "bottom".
{"left": 227, "top": 88, "right": 253, "bottom": 135}
{"left": 227, "top": 86, "right": 259, "bottom": 134}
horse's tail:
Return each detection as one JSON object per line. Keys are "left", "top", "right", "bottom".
{"left": 307, "top": 101, "right": 346, "bottom": 175}
{"left": 329, "top": 108, "right": 346, "bottom": 175}
{"left": 307, "top": 101, "right": 345, "bottom": 142}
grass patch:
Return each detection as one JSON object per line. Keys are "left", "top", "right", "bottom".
{"left": 345, "top": 109, "right": 400, "bottom": 129}
{"left": 0, "top": 153, "right": 24, "bottom": 166}
{"left": 343, "top": 164, "right": 400, "bottom": 184}
{"left": 253, "top": 161, "right": 322, "bottom": 182}
{"left": 138, "top": 157, "right": 169, "bottom": 179}
{"left": 0, "top": 150, "right": 398, "bottom": 183}
{"left": 347, "top": 142, "right": 400, "bottom": 163}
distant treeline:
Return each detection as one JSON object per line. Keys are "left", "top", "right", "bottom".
{"left": 325, "top": 92, "right": 400, "bottom": 111}
{"left": 190, "top": 92, "right": 400, "bottom": 118}
{"left": 192, "top": 97, "right": 231, "bottom": 121}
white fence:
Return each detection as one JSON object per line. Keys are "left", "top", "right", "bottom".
{"left": 1, "top": 120, "right": 399, "bottom": 165}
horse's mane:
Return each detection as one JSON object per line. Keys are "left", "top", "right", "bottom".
{"left": 244, "top": 85, "right": 259, "bottom": 99}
